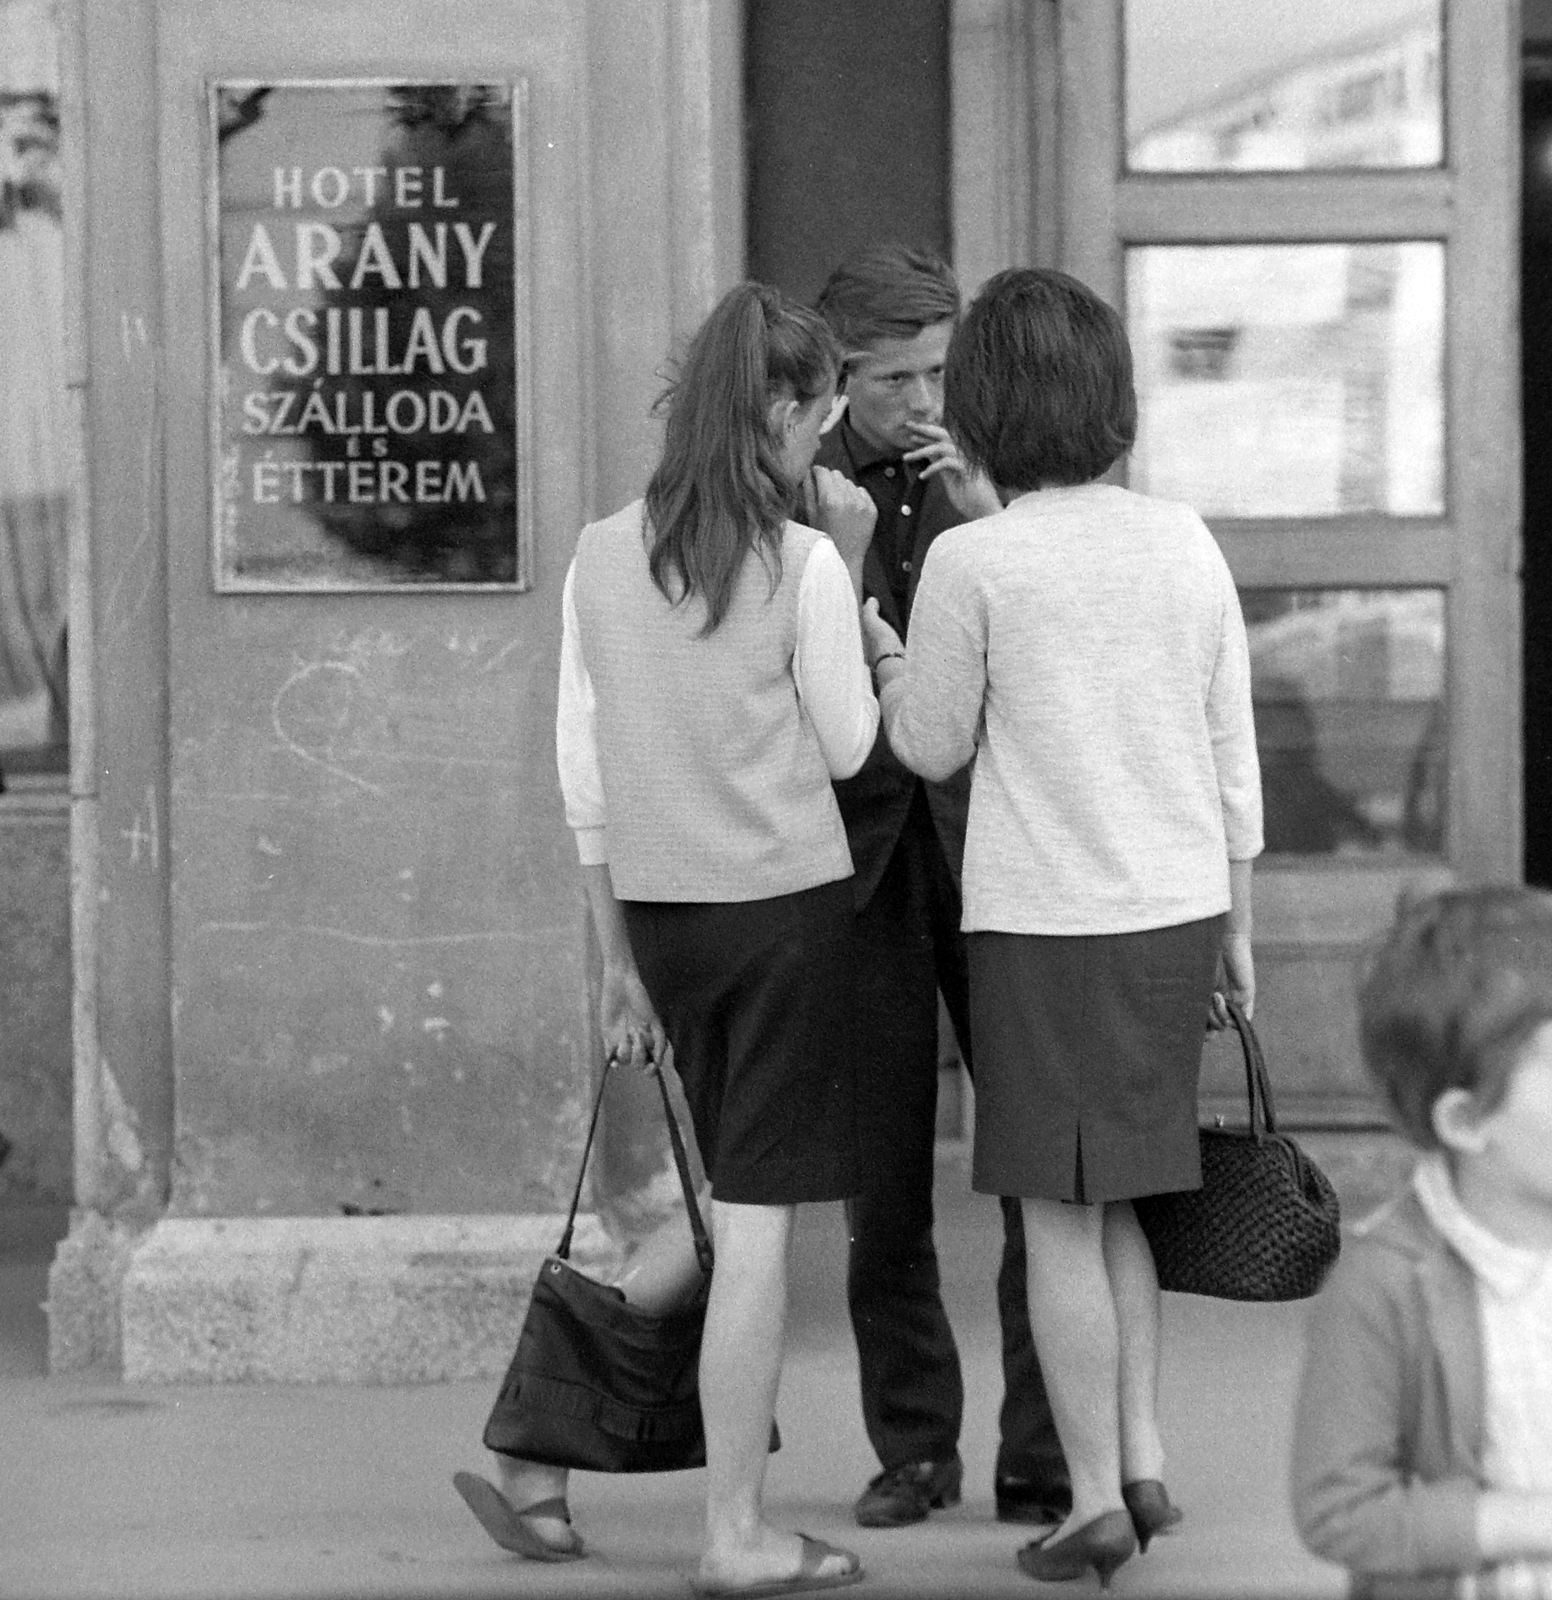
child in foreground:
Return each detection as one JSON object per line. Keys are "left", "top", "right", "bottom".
{"left": 1292, "top": 887, "right": 1552, "bottom": 1600}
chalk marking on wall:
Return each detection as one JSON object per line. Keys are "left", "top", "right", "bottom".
{"left": 118, "top": 310, "right": 149, "bottom": 366}
{"left": 98, "top": 1059, "right": 145, "bottom": 1175}
{"left": 271, "top": 658, "right": 385, "bottom": 796}
{"left": 121, "top": 784, "right": 160, "bottom": 866}
{"left": 102, "top": 422, "right": 159, "bottom": 639}
{"left": 479, "top": 637, "right": 526, "bottom": 673}
{"left": 196, "top": 920, "right": 531, "bottom": 948}
{"left": 177, "top": 791, "right": 314, "bottom": 806}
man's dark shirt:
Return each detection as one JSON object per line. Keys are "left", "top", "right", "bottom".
{"left": 814, "top": 413, "right": 972, "bottom": 908}
{"left": 818, "top": 415, "right": 961, "bottom": 625}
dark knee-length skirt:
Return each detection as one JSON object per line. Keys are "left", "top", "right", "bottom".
{"left": 966, "top": 916, "right": 1223, "bottom": 1204}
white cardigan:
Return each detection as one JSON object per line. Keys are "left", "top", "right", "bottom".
{"left": 556, "top": 501, "right": 877, "bottom": 900}
{"left": 879, "top": 481, "right": 1262, "bottom": 936}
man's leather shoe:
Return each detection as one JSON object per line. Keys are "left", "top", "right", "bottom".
{"left": 995, "top": 1474, "right": 1073, "bottom": 1527}
{"left": 853, "top": 1456, "right": 963, "bottom": 1528}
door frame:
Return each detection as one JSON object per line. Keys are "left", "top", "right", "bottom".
{"left": 1050, "top": 0, "right": 1521, "bottom": 1121}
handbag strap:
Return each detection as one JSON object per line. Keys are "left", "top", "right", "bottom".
{"left": 556, "top": 1053, "right": 714, "bottom": 1276}
{"left": 1224, "top": 995, "right": 1279, "bottom": 1136}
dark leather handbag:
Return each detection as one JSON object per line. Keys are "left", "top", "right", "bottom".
{"left": 1133, "top": 997, "right": 1341, "bottom": 1302}
{"left": 481, "top": 1055, "right": 776, "bottom": 1473}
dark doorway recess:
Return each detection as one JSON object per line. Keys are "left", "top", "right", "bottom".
{"left": 744, "top": 0, "right": 951, "bottom": 306}
{"left": 1524, "top": 56, "right": 1552, "bottom": 886}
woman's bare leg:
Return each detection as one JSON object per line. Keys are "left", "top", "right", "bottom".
{"left": 1102, "top": 1200, "right": 1166, "bottom": 1485}
{"left": 611, "top": 1184, "right": 712, "bottom": 1312}
{"left": 493, "top": 1197, "right": 710, "bottom": 1543}
{"left": 1020, "top": 1195, "right": 1126, "bottom": 1540}
{"left": 696, "top": 1199, "right": 854, "bottom": 1589}
{"left": 492, "top": 1455, "right": 567, "bottom": 1513}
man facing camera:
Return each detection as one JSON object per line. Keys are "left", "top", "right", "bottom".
{"left": 813, "top": 244, "right": 1071, "bottom": 1531}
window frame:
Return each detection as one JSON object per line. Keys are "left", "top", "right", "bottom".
{"left": 1055, "top": 0, "right": 1520, "bottom": 904}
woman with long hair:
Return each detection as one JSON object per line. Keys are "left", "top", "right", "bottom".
{"left": 863, "top": 268, "right": 1262, "bottom": 1589}
{"left": 458, "top": 282, "right": 878, "bottom": 1599}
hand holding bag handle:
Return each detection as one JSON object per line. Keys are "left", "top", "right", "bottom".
{"left": 480, "top": 1049, "right": 777, "bottom": 1472}
{"left": 1133, "top": 996, "right": 1342, "bottom": 1302}
{"left": 556, "top": 1051, "right": 712, "bottom": 1276}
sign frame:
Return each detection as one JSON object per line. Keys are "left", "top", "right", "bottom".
{"left": 205, "top": 77, "right": 534, "bottom": 593}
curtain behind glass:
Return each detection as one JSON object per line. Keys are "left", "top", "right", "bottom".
{"left": 0, "top": 0, "right": 67, "bottom": 784}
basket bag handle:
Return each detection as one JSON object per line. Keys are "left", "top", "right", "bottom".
{"left": 555, "top": 1052, "right": 713, "bottom": 1276}
{"left": 1223, "top": 994, "right": 1276, "bottom": 1138}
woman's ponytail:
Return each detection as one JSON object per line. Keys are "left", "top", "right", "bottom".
{"left": 645, "top": 282, "right": 838, "bottom": 633}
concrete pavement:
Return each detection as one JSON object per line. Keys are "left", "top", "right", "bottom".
{"left": 0, "top": 1150, "right": 1360, "bottom": 1600}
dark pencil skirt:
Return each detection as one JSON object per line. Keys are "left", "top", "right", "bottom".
{"left": 967, "top": 916, "right": 1224, "bottom": 1204}
{"left": 622, "top": 877, "right": 859, "bottom": 1207}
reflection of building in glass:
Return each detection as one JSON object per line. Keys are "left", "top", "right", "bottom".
{"left": 1244, "top": 589, "right": 1445, "bottom": 858}
{"left": 1129, "top": 241, "right": 1444, "bottom": 518}
{"left": 0, "top": 3, "right": 67, "bottom": 777}
{"left": 1126, "top": 11, "right": 1445, "bottom": 521}
{"left": 1130, "top": 11, "right": 1440, "bottom": 172}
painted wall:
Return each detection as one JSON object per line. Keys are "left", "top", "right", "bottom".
{"left": 70, "top": 0, "right": 731, "bottom": 1237}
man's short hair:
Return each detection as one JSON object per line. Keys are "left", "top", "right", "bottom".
{"left": 815, "top": 244, "right": 961, "bottom": 352}
{"left": 1358, "top": 886, "right": 1552, "bottom": 1147}
{"left": 944, "top": 267, "right": 1136, "bottom": 490}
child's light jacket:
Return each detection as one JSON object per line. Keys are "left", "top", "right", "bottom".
{"left": 1291, "top": 1186, "right": 1484, "bottom": 1576}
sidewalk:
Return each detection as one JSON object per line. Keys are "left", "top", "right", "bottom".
{"left": 0, "top": 1156, "right": 1349, "bottom": 1600}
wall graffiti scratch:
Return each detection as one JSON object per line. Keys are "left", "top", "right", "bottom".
{"left": 197, "top": 920, "right": 529, "bottom": 949}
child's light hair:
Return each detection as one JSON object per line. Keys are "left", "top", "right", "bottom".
{"left": 1358, "top": 885, "right": 1552, "bottom": 1147}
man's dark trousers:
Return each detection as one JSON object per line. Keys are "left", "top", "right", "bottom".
{"left": 846, "top": 789, "right": 1065, "bottom": 1488}
{"left": 817, "top": 418, "right": 1066, "bottom": 1493}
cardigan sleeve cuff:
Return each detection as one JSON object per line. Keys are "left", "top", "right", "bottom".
{"left": 1404, "top": 1481, "right": 1482, "bottom": 1575}
{"left": 572, "top": 826, "right": 607, "bottom": 867}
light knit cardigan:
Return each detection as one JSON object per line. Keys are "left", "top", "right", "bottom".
{"left": 558, "top": 500, "right": 877, "bottom": 902}
{"left": 878, "top": 482, "right": 1262, "bottom": 935}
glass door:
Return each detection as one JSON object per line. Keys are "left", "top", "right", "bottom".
{"left": 0, "top": 0, "right": 68, "bottom": 794}
{"left": 1054, "top": 0, "right": 1520, "bottom": 1121}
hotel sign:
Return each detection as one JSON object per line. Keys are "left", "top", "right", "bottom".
{"left": 209, "top": 81, "right": 531, "bottom": 589}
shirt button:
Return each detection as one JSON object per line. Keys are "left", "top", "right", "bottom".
{"left": 903, "top": 559, "right": 913, "bottom": 572}
{"left": 900, "top": 503, "right": 912, "bottom": 516}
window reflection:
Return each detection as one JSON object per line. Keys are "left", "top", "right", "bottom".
{"left": 1245, "top": 589, "right": 1445, "bottom": 858}
{"left": 1127, "top": 242, "right": 1444, "bottom": 518}
{"left": 1125, "top": 0, "right": 1442, "bottom": 172}
{"left": 0, "top": 1, "right": 68, "bottom": 789}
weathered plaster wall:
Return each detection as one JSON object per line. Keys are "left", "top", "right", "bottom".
{"left": 50, "top": 0, "right": 737, "bottom": 1375}
{"left": 60, "top": 0, "right": 735, "bottom": 1229}
{"left": 153, "top": 0, "right": 599, "bottom": 1218}
{"left": 73, "top": 0, "right": 174, "bottom": 1224}
{"left": 0, "top": 810, "right": 71, "bottom": 1202}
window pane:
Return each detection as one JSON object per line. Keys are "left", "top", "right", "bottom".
{"left": 0, "top": 2, "right": 68, "bottom": 787}
{"left": 1246, "top": 589, "right": 1444, "bottom": 858}
{"left": 1127, "top": 242, "right": 1444, "bottom": 518}
{"left": 1125, "top": 0, "right": 1442, "bottom": 172}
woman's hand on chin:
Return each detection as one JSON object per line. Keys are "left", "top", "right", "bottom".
{"left": 809, "top": 465, "right": 877, "bottom": 592}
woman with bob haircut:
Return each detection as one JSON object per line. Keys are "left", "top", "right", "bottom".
{"left": 456, "top": 282, "right": 879, "bottom": 1599}
{"left": 862, "top": 267, "right": 1263, "bottom": 1588}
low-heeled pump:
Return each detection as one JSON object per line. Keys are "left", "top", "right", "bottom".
{"left": 1122, "top": 1479, "right": 1183, "bottom": 1553}
{"left": 1015, "top": 1509, "right": 1137, "bottom": 1589}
